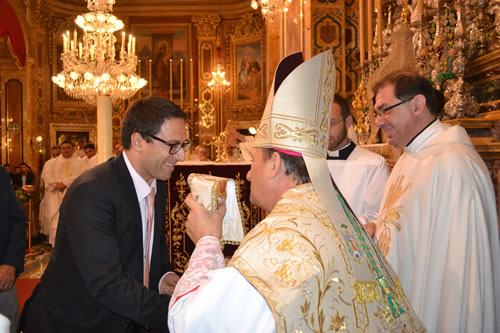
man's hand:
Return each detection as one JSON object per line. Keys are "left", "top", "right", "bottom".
{"left": 159, "top": 272, "right": 180, "bottom": 296}
{"left": 184, "top": 193, "right": 226, "bottom": 244}
{"left": 54, "top": 182, "right": 66, "bottom": 192}
{"left": 364, "top": 222, "right": 377, "bottom": 238}
{"left": 0, "top": 265, "right": 16, "bottom": 292}
{"left": 226, "top": 129, "right": 245, "bottom": 146}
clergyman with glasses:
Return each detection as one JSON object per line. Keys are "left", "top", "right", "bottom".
{"left": 20, "top": 96, "right": 190, "bottom": 333}
{"left": 366, "top": 72, "right": 500, "bottom": 333}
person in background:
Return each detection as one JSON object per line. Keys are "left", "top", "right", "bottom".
{"left": 40, "top": 141, "right": 85, "bottom": 246}
{"left": 198, "top": 145, "right": 211, "bottom": 161}
{"left": 12, "top": 162, "right": 35, "bottom": 190}
{"left": 226, "top": 129, "right": 255, "bottom": 162}
{"left": 20, "top": 96, "right": 188, "bottom": 333}
{"left": 326, "top": 94, "right": 389, "bottom": 224}
{"left": 50, "top": 145, "right": 61, "bottom": 159}
{"left": 113, "top": 143, "right": 123, "bottom": 157}
{"left": 81, "top": 143, "right": 98, "bottom": 170}
{"left": 368, "top": 71, "right": 500, "bottom": 332}
{"left": 0, "top": 166, "right": 27, "bottom": 333}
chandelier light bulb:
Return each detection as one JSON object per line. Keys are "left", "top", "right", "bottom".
{"left": 52, "top": 0, "right": 147, "bottom": 105}
{"left": 250, "top": 0, "right": 292, "bottom": 20}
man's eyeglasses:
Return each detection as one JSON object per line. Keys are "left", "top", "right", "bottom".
{"left": 375, "top": 96, "right": 414, "bottom": 117}
{"left": 149, "top": 135, "right": 192, "bottom": 154}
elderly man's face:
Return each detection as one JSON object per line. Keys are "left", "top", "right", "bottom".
{"left": 374, "top": 84, "right": 416, "bottom": 149}
{"left": 60, "top": 143, "right": 74, "bottom": 158}
{"left": 246, "top": 148, "right": 274, "bottom": 212}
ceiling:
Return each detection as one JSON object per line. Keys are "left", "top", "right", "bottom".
{"left": 45, "top": 0, "right": 255, "bottom": 18}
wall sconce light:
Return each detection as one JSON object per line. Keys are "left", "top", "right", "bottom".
{"left": 31, "top": 135, "right": 44, "bottom": 153}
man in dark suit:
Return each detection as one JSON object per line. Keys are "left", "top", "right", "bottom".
{"left": 12, "top": 162, "right": 35, "bottom": 190}
{"left": 0, "top": 166, "right": 27, "bottom": 333}
{"left": 20, "top": 96, "right": 191, "bottom": 333}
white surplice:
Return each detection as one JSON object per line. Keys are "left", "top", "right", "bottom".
{"left": 374, "top": 120, "right": 500, "bottom": 333}
{"left": 327, "top": 144, "right": 389, "bottom": 224}
{"left": 41, "top": 154, "right": 85, "bottom": 245}
{"left": 80, "top": 155, "right": 98, "bottom": 171}
{"left": 167, "top": 237, "right": 275, "bottom": 333}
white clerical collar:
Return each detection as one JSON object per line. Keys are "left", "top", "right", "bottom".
{"left": 122, "top": 150, "right": 157, "bottom": 201}
{"left": 327, "top": 140, "right": 352, "bottom": 158}
{"left": 405, "top": 119, "right": 446, "bottom": 153}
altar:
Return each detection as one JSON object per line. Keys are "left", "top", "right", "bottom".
{"left": 165, "top": 161, "right": 264, "bottom": 273}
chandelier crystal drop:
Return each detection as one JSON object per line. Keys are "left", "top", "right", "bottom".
{"left": 51, "top": 0, "right": 146, "bottom": 105}
{"left": 250, "top": 0, "right": 292, "bottom": 20}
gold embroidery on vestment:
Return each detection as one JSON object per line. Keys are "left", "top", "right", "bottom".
{"left": 376, "top": 175, "right": 411, "bottom": 256}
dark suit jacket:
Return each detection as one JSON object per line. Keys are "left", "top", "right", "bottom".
{"left": 12, "top": 171, "right": 35, "bottom": 189}
{"left": 0, "top": 166, "right": 27, "bottom": 276}
{"left": 20, "top": 153, "right": 172, "bottom": 333}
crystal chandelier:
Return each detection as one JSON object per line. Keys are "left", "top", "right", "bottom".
{"left": 251, "top": 0, "right": 292, "bottom": 20}
{"left": 208, "top": 64, "right": 230, "bottom": 88}
{"left": 52, "top": 0, "right": 146, "bottom": 105}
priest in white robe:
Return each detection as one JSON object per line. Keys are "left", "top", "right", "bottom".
{"left": 370, "top": 72, "right": 500, "bottom": 333}
{"left": 168, "top": 52, "right": 425, "bottom": 333}
{"left": 80, "top": 143, "right": 98, "bottom": 171}
{"left": 327, "top": 94, "right": 389, "bottom": 224}
{"left": 41, "top": 141, "right": 85, "bottom": 246}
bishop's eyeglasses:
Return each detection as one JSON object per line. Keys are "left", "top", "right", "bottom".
{"left": 149, "top": 134, "right": 192, "bottom": 154}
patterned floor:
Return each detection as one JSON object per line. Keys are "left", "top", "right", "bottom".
{"left": 20, "top": 242, "right": 52, "bottom": 279}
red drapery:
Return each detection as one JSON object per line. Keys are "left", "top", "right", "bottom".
{"left": 0, "top": 0, "right": 26, "bottom": 67}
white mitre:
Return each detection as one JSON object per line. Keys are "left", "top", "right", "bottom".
{"left": 254, "top": 50, "right": 348, "bottom": 224}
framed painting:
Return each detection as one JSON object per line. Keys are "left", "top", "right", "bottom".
{"left": 132, "top": 24, "right": 192, "bottom": 107}
{"left": 230, "top": 36, "right": 264, "bottom": 105}
{"left": 49, "top": 123, "right": 96, "bottom": 150}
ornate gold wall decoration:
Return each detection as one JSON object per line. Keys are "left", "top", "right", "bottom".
{"left": 192, "top": 14, "right": 221, "bottom": 38}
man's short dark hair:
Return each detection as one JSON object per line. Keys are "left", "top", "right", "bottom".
{"left": 121, "top": 96, "right": 187, "bottom": 149}
{"left": 19, "top": 162, "right": 29, "bottom": 167}
{"left": 51, "top": 145, "right": 60, "bottom": 150}
{"left": 60, "top": 141, "right": 73, "bottom": 147}
{"left": 333, "top": 94, "right": 352, "bottom": 119}
{"left": 372, "top": 72, "right": 442, "bottom": 116}
{"left": 262, "top": 148, "right": 311, "bottom": 185}
{"left": 84, "top": 143, "right": 95, "bottom": 150}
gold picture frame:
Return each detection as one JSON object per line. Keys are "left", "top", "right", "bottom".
{"left": 230, "top": 35, "right": 264, "bottom": 106}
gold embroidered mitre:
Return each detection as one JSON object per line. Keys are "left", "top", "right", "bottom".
{"left": 254, "top": 52, "right": 333, "bottom": 158}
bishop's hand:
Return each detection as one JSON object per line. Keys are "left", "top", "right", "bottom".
{"left": 184, "top": 193, "right": 225, "bottom": 244}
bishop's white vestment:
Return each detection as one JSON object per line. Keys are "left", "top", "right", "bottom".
{"left": 41, "top": 154, "right": 85, "bottom": 245}
{"left": 327, "top": 142, "right": 389, "bottom": 224}
{"left": 169, "top": 184, "right": 425, "bottom": 332}
{"left": 374, "top": 120, "right": 500, "bottom": 333}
